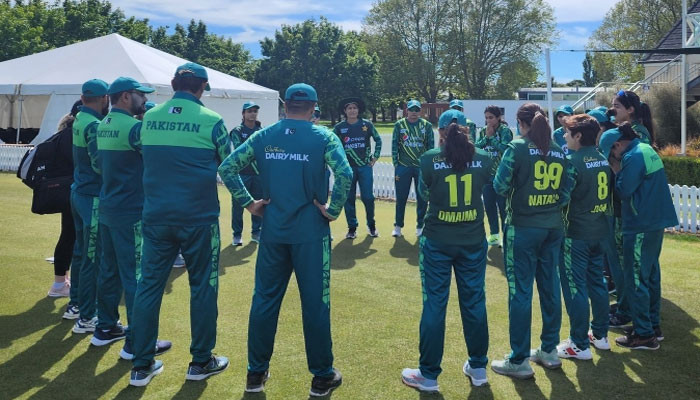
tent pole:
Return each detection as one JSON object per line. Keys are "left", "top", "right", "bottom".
{"left": 16, "top": 95, "right": 23, "bottom": 144}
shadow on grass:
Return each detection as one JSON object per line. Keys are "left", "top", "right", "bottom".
{"left": 240, "top": 391, "right": 266, "bottom": 400}
{"left": 164, "top": 265, "right": 187, "bottom": 295}
{"left": 390, "top": 236, "right": 419, "bottom": 266}
{"left": 0, "top": 297, "right": 59, "bottom": 350}
{"left": 172, "top": 380, "right": 208, "bottom": 400}
{"left": 331, "top": 235, "right": 377, "bottom": 270}
{"left": 221, "top": 242, "right": 258, "bottom": 270}
{"left": 467, "top": 385, "right": 494, "bottom": 399}
{"left": 486, "top": 246, "right": 504, "bottom": 275}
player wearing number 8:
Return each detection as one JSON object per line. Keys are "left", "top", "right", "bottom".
{"left": 400, "top": 110, "right": 494, "bottom": 391}
{"left": 490, "top": 103, "right": 572, "bottom": 379}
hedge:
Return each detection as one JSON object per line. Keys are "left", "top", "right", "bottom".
{"left": 662, "top": 156, "right": 700, "bottom": 186}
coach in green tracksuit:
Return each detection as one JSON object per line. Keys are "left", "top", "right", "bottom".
{"left": 392, "top": 100, "right": 434, "bottom": 237}
{"left": 553, "top": 105, "right": 574, "bottom": 155}
{"left": 401, "top": 110, "right": 494, "bottom": 392}
{"left": 219, "top": 83, "right": 351, "bottom": 397}
{"left": 128, "top": 63, "right": 231, "bottom": 387}
{"left": 70, "top": 79, "right": 109, "bottom": 333}
{"left": 599, "top": 123, "right": 677, "bottom": 350}
{"left": 556, "top": 115, "right": 611, "bottom": 360}
{"left": 230, "top": 101, "right": 263, "bottom": 246}
{"left": 333, "top": 98, "right": 382, "bottom": 238}
{"left": 490, "top": 103, "right": 572, "bottom": 379}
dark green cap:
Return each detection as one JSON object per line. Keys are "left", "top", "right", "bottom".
{"left": 407, "top": 99, "right": 421, "bottom": 110}
{"left": 81, "top": 79, "right": 109, "bottom": 97}
{"left": 285, "top": 83, "right": 318, "bottom": 101}
{"left": 242, "top": 101, "right": 259, "bottom": 111}
{"left": 175, "top": 62, "right": 211, "bottom": 91}
{"left": 107, "top": 77, "right": 155, "bottom": 95}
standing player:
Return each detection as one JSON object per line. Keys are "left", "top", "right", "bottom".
{"left": 129, "top": 63, "right": 231, "bottom": 386}
{"left": 490, "top": 103, "right": 571, "bottom": 379}
{"left": 599, "top": 123, "right": 677, "bottom": 349}
{"left": 334, "top": 98, "right": 381, "bottom": 238}
{"left": 611, "top": 90, "right": 655, "bottom": 145}
{"left": 555, "top": 114, "right": 611, "bottom": 360}
{"left": 392, "top": 100, "right": 434, "bottom": 237}
{"left": 401, "top": 110, "right": 493, "bottom": 392}
{"left": 552, "top": 105, "right": 574, "bottom": 155}
{"left": 69, "top": 79, "right": 109, "bottom": 330}
{"left": 218, "top": 83, "right": 352, "bottom": 397}
{"left": 449, "top": 99, "right": 477, "bottom": 142}
{"left": 231, "top": 101, "right": 264, "bottom": 246}
{"left": 475, "top": 105, "right": 512, "bottom": 246}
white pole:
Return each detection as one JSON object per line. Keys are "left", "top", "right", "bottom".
{"left": 15, "top": 95, "right": 23, "bottom": 144}
{"left": 545, "top": 48, "right": 554, "bottom": 131}
{"left": 681, "top": 0, "right": 688, "bottom": 155}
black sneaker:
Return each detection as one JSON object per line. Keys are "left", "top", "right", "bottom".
{"left": 609, "top": 314, "right": 632, "bottom": 328}
{"left": 310, "top": 368, "right": 342, "bottom": 397}
{"left": 609, "top": 303, "right": 619, "bottom": 316}
{"left": 185, "top": 355, "right": 229, "bottom": 381}
{"left": 129, "top": 360, "right": 164, "bottom": 387}
{"left": 245, "top": 370, "right": 270, "bottom": 393}
{"left": 615, "top": 333, "right": 659, "bottom": 350}
{"left": 119, "top": 339, "right": 173, "bottom": 360}
{"left": 368, "top": 226, "right": 379, "bottom": 237}
{"left": 654, "top": 326, "right": 664, "bottom": 342}
{"left": 345, "top": 228, "right": 357, "bottom": 239}
{"left": 90, "top": 324, "right": 126, "bottom": 346}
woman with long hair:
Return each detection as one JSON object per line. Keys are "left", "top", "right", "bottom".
{"left": 401, "top": 110, "right": 494, "bottom": 392}
{"left": 611, "top": 90, "right": 655, "bottom": 145}
{"left": 490, "top": 103, "right": 571, "bottom": 379}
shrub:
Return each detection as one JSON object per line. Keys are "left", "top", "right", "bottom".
{"left": 662, "top": 156, "right": 700, "bottom": 186}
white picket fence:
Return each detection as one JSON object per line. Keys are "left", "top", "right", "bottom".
{"left": 2, "top": 145, "right": 698, "bottom": 233}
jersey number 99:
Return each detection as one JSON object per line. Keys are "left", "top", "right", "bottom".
{"left": 533, "top": 160, "right": 563, "bottom": 190}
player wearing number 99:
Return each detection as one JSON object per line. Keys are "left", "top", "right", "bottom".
{"left": 400, "top": 110, "right": 494, "bottom": 392}
{"left": 490, "top": 103, "right": 572, "bottom": 379}
{"left": 555, "top": 114, "right": 611, "bottom": 360}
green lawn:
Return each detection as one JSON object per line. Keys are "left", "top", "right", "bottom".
{"left": 1, "top": 173, "right": 699, "bottom": 399}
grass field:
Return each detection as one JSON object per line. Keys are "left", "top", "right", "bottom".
{"left": 1, "top": 172, "right": 699, "bottom": 399}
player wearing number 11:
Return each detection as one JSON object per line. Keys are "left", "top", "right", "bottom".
{"left": 490, "top": 103, "right": 572, "bottom": 379}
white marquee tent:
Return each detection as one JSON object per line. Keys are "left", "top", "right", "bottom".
{"left": 0, "top": 33, "right": 280, "bottom": 144}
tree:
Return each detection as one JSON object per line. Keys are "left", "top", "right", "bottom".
{"left": 566, "top": 79, "right": 586, "bottom": 87}
{"left": 582, "top": 52, "right": 598, "bottom": 86}
{"left": 491, "top": 59, "right": 538, "bottom": 99}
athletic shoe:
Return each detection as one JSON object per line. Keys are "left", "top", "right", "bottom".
{"left": 490, "top": 357, "right": 534, "bottom": 379}
{"left": 463, "top": 361, "right": 488, "bottom": 386}
{"left": 487, "top": 234, "right": 500, "bottom": 246}
{"left": 621, "top": 325, "right": 664, "bottom": 342}
{"left": 245, "top": 370, "right": 270, "bottom": 393}
{"left": 401, "top": 368, "right": 438, "bottom": 392}
{"left": 530, "top": 347, "right": 562, "bottom": 369}
{"left": 588, "top": 330, "right": 611, "bottom": 350}
{"left": 129, "top": 360, "right": 164, "bottom": 387}
{"left": 368, "top": 226, "right": 379, "bottom": 237}
{"left": 615, "top": 333, "right": 659, "bottom": 350}
{"left": 63, "top": 304, "right": 80, "bottom": 320}
{"left": 48, "top": 282, "right": 70, "bottom": 298}
{"left": 310, "top": 368, "right": 343, "bottom": 397}
{"left": 345, "top": 228, "right": 357, "bottom": 239}
{"left": 185, "top": 355, "right": 229, "bottom": 381}
{"left": 607, "top": 279, "right": 616, "bottom": 294}
{"left": 45, "top": 257, "right": 55, "bottom": 263}
{"left": 172, "top": 254, "right": 186, "bottom": 268}
{"left": 90, "top": 324, "right": 126, "bottom": 346}
{"left": 251, "top": 233, "right": 260, "bottom": 244}
{"left": 556, "top": 339, "right": 592, "bottom": 360}
{"left": 233, "top": 236, "right": 243, "bottom": 246}
{"left": 119, "top": 339, "right": 173, "bottom": 360}
{"left": 392, "top": 226, "right": 402, "bottom": 237}
{"left": 609, "top": 314, "right": 632, "bottom": 328}
{"left": 72, "top": 316, "right": 98, "bottom": 333}
{"left": 416, "top": 227, "right": 424, "bottom": 237}
{"left": 609, "top": 303, "right": 619, "bottom": 315}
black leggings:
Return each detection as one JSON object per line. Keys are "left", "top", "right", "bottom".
{"left": 54, "top": 209, "right": 75, "bottom": 276}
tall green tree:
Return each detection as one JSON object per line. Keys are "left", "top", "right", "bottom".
{"left": 582, "top": 52, "right": 598, "bottom": 86}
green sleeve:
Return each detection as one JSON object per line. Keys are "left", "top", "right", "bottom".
{"left": 493, "top": 146, "right": 515, "bottom": 196}
{"left": 128, "top": 122, "right": 142, "bottom": 153}
{"left": 371, "top": 124, "right": 382, "bottom": 160}
{"left": 229, "top": 128, "right": 242, "bottom": 148}
{"left": 497, "top": 125, "right": 513, "bottom": 153}
{"left": 615, "top": 153, "right": 645, "bottom": 199}
{"left": 86, "top": 122, "right": 100, "bottom": 174}
{"left": 418, "top": 156, "right": 431, "bottom": 200}
{"left": 391, "top": 123, "right": 400, "bottom": 166}
{"left": 218, "top": 134, "right": 256, "bottom": 208}
{"left": 213, "top": 120, "right": 232, "bottom": 164}
{"left": 425, "top": 121, "right": 434, "bottom": 150}
{"left": 558, "top": 159, "right": 576, "bottom": 208}
{"left": 474, "top": 128, "right": 488, "bottom": 148}
{"left": 324, "top": 133, "right": 353, "bottom": 219}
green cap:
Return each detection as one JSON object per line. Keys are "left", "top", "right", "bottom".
{"left": 144, "top": 101, "right": 156, "bottom": 111}
{"left": 107, "top": 77, "right": 155, "bottom": 95}
{"left": 587, "top": 109, "right": 608, "bottom": 124}
{"left": 438, "top": 109, "right": 467, "bottom": 129}
{"left": 407, "top": 99, "right": 421, "bottom": 111}
{"left": 242, "top": 101, "right": 259, "bottom": 111}
{"left": 449, "top": 99, "right": 463, "bottom": 110}
{"left": 598, "top": 127, "right": 622, "bottom": 159}
{"left": 285, "top": 83, "right": 318, "bottom": 101}
{"left": 81, "top": 79, "right": 109, "bottom": 97}
{"left": 175, "top": 62, "right": 211, "bottom": 91}
{"left": 556, "top": 105, "right": 573, "bottom": 116}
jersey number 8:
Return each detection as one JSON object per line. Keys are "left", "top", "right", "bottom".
{"left": 597, "top": 171, "right": 608, "bottom": 200}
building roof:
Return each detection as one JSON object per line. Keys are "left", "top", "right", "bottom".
{"left": 641, "top": 1, "right": 700, "bottom": 64}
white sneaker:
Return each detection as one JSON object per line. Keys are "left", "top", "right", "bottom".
{"left": 233, "top": 236, "right": 243, "bottom": 246}
{"left": 172, "top": 254, "right": 186, "bottom": 268}
{"left": 401, "top": 368, "right": 438, "bottom": 392}
{"left": 556, "top": 338, "right": 593, "bottom": 360}
{"left": 416, "top": 227, "right": 424, "bottom": 237}
{"left": 589, "top": 330, "right": 611, "bottom": 350}
{"left": 392, "top": 226, "right": 402, "bottom": 237}
{"left": 73, "top": 316, "right": 98, "bottom": 334}
{"left": 48, "top": 282, "right": 70, "bottom": 297}
{"left": 463, "top": 361, "right": 488, "bottom": 387}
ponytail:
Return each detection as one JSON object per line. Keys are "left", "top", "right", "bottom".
{"left": 517, "top": 103, "right": 551, "bottom": 158}
{"left": 444, "top": 123, "right": 475, "bottom": 171}
{"left": 617, "top": 122, "right": 638, "bottom": 141}
{"left": 615, "top": 90, "right": 656, "bottom": 145}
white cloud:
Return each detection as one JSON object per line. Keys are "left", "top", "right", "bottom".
{"left": 543, "top": 0, "right": 612, "bottom": 23}
{"left": 558, "top": 25, "right": 594, "bottom": 48}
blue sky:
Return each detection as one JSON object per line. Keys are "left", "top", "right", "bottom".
{"left": 112, "top": 0, "right": 614, "bottom": 86}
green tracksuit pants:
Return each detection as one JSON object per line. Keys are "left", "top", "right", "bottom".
{"left": 344, "top": 165, "right": 376, "bottom": 229}
{"left": 70, "top": 191, "right": 100, "bottom": 320}
{"left": 232, "top": 174, "right": 262, "bottom": 237}
{"left": 623, "top": 230, "right": 664, "bottom": 338}
{"left": 504, "top": 225, "right": 563, "bottom": 364}
{"left": 559, "top": 238, "right": 609, "bottom": 350}
{"left": 131, "top": 223, "right": 221, "bottom": 368}
{"left": 394, "top": 165, "right": 427, "bottom": 229}
{"left": 605, "top": 216, "right": 629, "bottom": 318}
{"left": 418, "top": 236, "right": 489, "bottom": 379}
{"left": 247, "top": 236, "right": 334, "bottom": 378}
{"left": 96, "top": 219, "right": 142, "bottom": 342}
